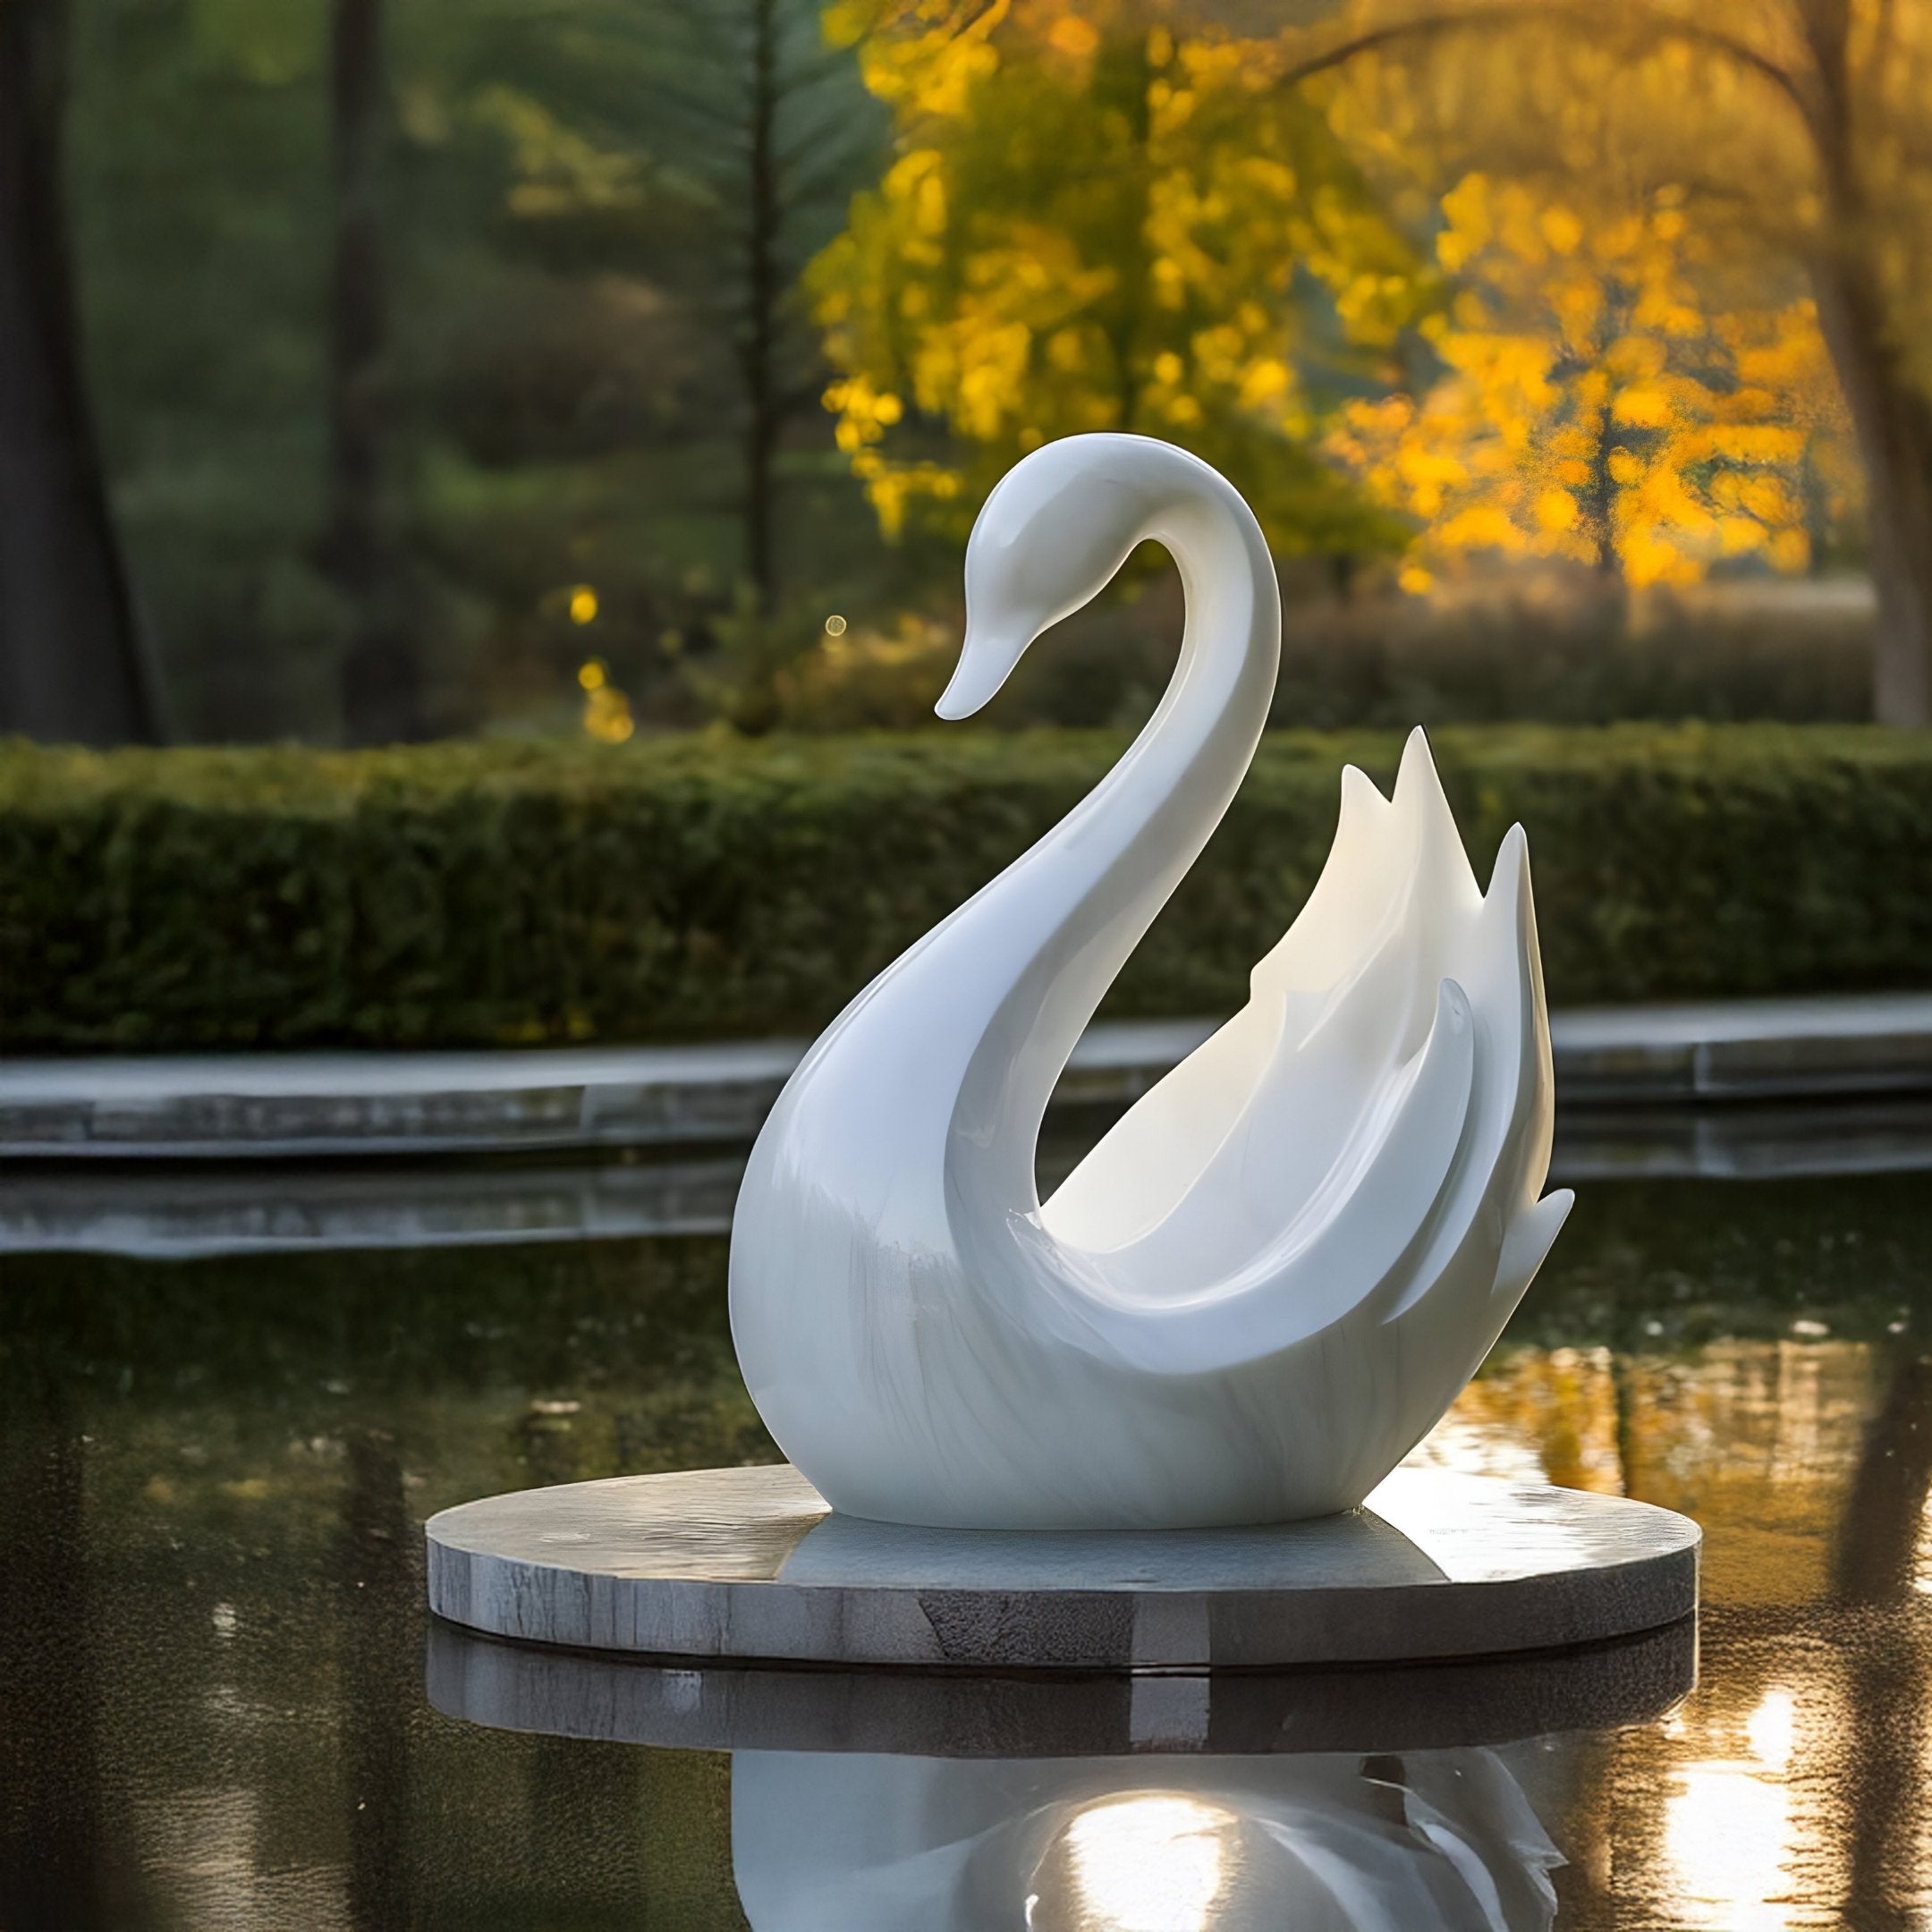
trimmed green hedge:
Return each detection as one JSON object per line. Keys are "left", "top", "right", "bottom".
{"left": 4, "top": 724, "right": 1930, "bottom": 1052}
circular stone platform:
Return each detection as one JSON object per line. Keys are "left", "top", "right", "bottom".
{"left": 426, "top": 1463, "right": 1699, "bottom": 1672}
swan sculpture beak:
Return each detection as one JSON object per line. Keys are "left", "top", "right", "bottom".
{"left": 934, "top": 623, "right": 1027, "bottom": 721}
{"left": 939, "top": 436, "right": 1178, "bottom": 719}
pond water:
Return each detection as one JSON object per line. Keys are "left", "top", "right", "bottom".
{"left": 4, "top": 1170, "right": 1931, "bottom": 1928}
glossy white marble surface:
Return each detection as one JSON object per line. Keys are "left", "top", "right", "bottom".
{"left": 729, "top": 432, "right": 1572, "bottom": 1528}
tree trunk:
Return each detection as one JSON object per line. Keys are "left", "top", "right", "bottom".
{"left": 1809, "top": 246, "right": 1932, "bottom": 725}
{"left": 741, "top": 0, "right": 783, "bottom": 617}
{"left": 325, "top": 0, "right": 420, "bottom": 744}
{"left": 0, "top": 0, "right": 160, "bottom": 745}
{"left": 1799, "top": 1, "right": 1932, "bottom": 726}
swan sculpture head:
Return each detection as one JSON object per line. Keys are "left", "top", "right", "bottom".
{"left": 730, "top": 432, "right": 1572, "bottom": 1530}
{"left": 939, "top": 436, "right": 1170, "bottom": 719}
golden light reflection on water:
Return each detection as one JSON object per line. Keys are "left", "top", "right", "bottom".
{"left": 1662, "top": 1760, "right": 1792, "bottom": 1931}
{"left": 1049, "top": 1794, "right": 1233, "bottom": 1932}
{"left": 1415, "top": 1339, "right": 1882, "bottom": 1604}
{"left": 1656, "top": 1686, "right": 1801, "bottom": 1930}
{"left": 1410, "top": 1337, "right": 1932, "bottom": 1927}
{"left": 1410, "top": 1346, "right": 1624, "bottom": 1492}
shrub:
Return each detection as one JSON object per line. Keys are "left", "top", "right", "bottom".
{"left": 3, "top": 724, "right": 1928, "bottom": 1052}
{"left": 668, "top": 574, "right": 1878, "bottom": 736}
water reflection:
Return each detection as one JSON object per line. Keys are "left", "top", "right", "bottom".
{"left": 2, "top": 1174, "right": 1931, "bottom": 1926}
{"left": 427, "top": 1615, "right": 1691, "bottom": 1928}
{"left": 1658, "top": 1697, "right": 1794, "bottom": 1932}
{"left": 729, "top": 1750, "right": 1563, "bottom": 1931}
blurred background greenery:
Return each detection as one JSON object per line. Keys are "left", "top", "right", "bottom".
{"left": 7, "top": 0, "right": 1928, "bottom": 745}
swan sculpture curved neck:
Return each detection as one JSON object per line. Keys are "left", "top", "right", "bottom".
{"left": 940, "top": 438, "right": 1280, "bottom": 1213}
{"left": 729, "top": 433, "right": 1570, "bottom": 1531}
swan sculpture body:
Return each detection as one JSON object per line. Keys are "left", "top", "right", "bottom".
{"left": 729, "top": 433, "right": 1572, "bottom": 1530}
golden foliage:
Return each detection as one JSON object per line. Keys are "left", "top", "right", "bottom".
{"left": 814, "top": 0, "right": 1894, "bottom": 593}
{"left": 577, "top": 658, "right": 636, "bottom": 741}
{"left": 1327, "top": 174, "right": 1847, "bottom": 587}
{"left": 811, "top": 1, "right": 1431, "bottom": 553}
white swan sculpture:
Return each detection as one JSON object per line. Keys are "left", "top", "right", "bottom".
{"left": 729, "top": 433, "right": 1572, "bottom": 1530}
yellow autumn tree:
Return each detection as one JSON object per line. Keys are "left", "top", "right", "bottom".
{"left": 809, "top": 0, "right": 1434, "bottom": 557}
{"left": 1288, "top": 0, "right": 1932, "bottom": 716}
{"left": 1326, "top": 172, "right": 1846, "bottom": 589}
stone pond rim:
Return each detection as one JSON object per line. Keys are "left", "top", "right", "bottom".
{"left": 8, "top": 993, "right": 1931, "bottom": 1159}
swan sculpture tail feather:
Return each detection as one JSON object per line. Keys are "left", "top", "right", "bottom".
{"left": 729, "top": 433, "right": 1571, "bottom": 1530}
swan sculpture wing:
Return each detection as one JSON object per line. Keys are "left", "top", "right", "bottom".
{"left": 729, "top": 433, "right": 1572, "bottom": 1530}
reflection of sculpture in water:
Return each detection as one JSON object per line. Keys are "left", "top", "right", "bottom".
{"left": 732, "top": 1748, "right": 1562, "bottom": 1930}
